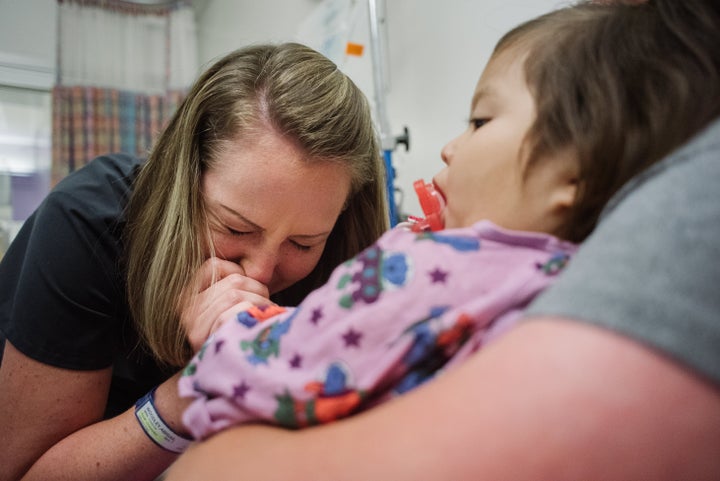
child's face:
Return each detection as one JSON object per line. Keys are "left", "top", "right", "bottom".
{"left": 434, "top": 49, "right": 574, "bottom": 234}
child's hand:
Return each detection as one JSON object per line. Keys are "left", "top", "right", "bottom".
{"left": 209, "top": 300, "right": 255, "bottom": 335}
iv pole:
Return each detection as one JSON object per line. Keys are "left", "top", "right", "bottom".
{"left": 367, "top": 0, "right": 408, "bottom": 226}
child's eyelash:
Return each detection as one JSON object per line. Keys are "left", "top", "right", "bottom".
{"left": 469, "top": 117, "right": 490, "bottom": 129}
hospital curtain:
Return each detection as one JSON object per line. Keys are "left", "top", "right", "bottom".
{"left": 52, "top": 0, "right": 198, "bottom": 186}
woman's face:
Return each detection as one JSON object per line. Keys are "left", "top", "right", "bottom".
{"left": 202, "top": 129, "right": 352, "bottom": 295}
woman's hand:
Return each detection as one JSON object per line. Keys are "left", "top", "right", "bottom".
{"left": 180, "top": 257, "right": 274, "bottom": 352}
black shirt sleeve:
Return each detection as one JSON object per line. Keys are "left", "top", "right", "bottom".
{"left": 1, "top": 153, "right": 180, "bottom": 417}
{"left": 0, "top": 153, "right": 139, "bottom": 370}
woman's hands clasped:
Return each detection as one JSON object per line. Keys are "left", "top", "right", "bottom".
{"left": 180, "top": 257, "right": 275, "bottom": 352}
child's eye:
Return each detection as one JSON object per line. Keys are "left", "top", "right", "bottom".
{"left": 470, "top": 117, "right": 490, "bottom": 130}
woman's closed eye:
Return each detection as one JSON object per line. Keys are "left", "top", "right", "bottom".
{"left": 290, "top": 240, "right": 312, "bottom": 252}
{"left": 227, "top": 227, "right": 252, "bottom": 237}
{"left": 228, "top": 226, "right": 314, "bottom": 252}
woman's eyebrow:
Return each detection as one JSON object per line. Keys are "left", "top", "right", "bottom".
{"left": 218, "top": 203, "right": 262, "bottom": 231}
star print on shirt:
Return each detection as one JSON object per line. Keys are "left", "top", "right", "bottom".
{"left": 289, "top": 353, "right": 303, "bottom": 368}
{"left": 342, "top": 328, "right": 362, "bottom": 347}
{"left": 214, "top": 339, "right": 225, "bottom": 354}
{"left": 429, "top": 267, "right": 449, "bottom": 284}
{"left": 232, "top": 381, "right": 250, "bottom": 399}
{"left": 310, "top": 307, "right": 323, "bottom": 325}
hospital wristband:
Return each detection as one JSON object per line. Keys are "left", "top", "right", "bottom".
{"left": 134, "top": 387, "right": 192, "bottom": 453}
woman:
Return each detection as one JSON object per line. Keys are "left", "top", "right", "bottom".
{"left": 0, "top": 42, "right": 388, "bottom": 481}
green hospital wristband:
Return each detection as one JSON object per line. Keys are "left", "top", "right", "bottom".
{"left": 134, "top": 387, "right": 192, "bottom": 453}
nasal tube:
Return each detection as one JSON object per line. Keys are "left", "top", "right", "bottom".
{"left": 408, "top": 179, "right": 445, "bottom": 232}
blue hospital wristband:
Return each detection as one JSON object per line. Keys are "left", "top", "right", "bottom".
{"left": 134, "top": 387, "right": 192, "bottom": 453}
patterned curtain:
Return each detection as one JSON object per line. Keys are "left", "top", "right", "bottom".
{"left": 51, "top": 86, "right": 185, "bottom": 181}
{"left": 52, "top": 0, "right": 198, "bottom": 186}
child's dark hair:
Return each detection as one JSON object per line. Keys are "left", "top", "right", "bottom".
{"left": 495, "top": 0, "right": 720, "bottom": 242}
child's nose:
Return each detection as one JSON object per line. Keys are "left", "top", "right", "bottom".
{"left": 440, "top": 140, "right": 454, "bottom": 165}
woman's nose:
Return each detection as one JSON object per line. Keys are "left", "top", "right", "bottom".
{"left": 239, "top": 249, "right": 277, "bottom": 287}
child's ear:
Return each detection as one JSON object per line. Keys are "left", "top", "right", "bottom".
{"left": 551, "top": 175, "right": 578, "bottom": 210}
{"left": 543, "top": 147, "right": 579, "bottom": 214}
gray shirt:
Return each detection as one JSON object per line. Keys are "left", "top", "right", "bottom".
{"left": 525, "top": 118, "right": 720, "bottom": 386}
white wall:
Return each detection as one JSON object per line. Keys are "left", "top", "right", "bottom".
{"left": 0, "top": 0, "right": 568, "bottom": 217}
{"left": 195, "top": 0, "right": 566, "bottom": 217}
{"left": 195, "top": 0, "right": 319, "bottom": 68}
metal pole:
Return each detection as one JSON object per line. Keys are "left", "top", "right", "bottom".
{"left": 367, "top": 0, "right": 393, "bottom": 151}
{"left": 367, "top": 0, "right": 398, "bottom": 225}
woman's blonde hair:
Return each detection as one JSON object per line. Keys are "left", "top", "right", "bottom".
{"left": 125, "top": 43, "right": 389, "bottom": 366}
